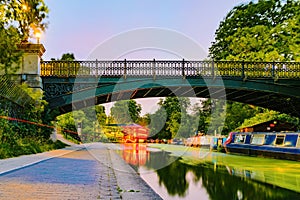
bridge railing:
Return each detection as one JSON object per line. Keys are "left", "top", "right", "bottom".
{"left": 41, "top": 60, "right": 300, "bottom": 79}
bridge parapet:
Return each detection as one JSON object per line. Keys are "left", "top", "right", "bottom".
{"left": 41, "top": 60, "right": 300, "bottom": 79}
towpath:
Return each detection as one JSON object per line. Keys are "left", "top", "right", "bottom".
{"left": 0, "top": 143, "right": 162, "bottom": 200}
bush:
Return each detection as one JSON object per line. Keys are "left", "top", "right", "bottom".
{"left": 0, "top": 138, "right": 69, "bottom": 159}
{"left": 0, "top": 83, "right": 65, "bottom": 159}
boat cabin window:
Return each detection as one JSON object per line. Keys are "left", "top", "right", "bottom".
{"left": 275, "top": 135, "right": 285, "bottom": 145}
{"left": 251, "top": 134, "right": 265, "bottom": 145}
{"left": 284, "top": 134, "right": 298, "bottom": 147}
{"left": 234, "top": 134, "right": 246, "bottom": 144}
{"left": 297, "top": 135, "right": 300, "bottom": 148}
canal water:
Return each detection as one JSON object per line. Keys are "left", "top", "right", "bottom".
{"left": 117, "top": 143, "right": 300, "bottom": 200}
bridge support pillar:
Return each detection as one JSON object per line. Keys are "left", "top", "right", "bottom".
{"left": 17, "top": 43, "right": 46, "bottom": 89}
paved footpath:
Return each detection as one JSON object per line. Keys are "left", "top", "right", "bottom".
{"left": 0, "top": 143, "right": 162, "bottom": 200}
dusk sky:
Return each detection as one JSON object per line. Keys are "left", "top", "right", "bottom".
{"left": 42, "top": 0, "right": 248, "bottom": 60}
{"left": 41, "top": 0, "right": 249, "bottom": 115}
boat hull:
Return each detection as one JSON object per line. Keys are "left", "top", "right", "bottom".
{"left": 224, "top": 132, "right": 300, "bottom": 161}
{"left": 225, "top": 146, "right": 300, "bottom": 161}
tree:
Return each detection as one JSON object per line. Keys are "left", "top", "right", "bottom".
{"left": 206, "top": 99, "right": 226, "bottom": 135}
{"left": 239, "top": 109, "right": 300, "bottom": 130}
{"left": 176, "top": 111, "right": 194, "bottom": 138}
{"left": 148, "top": 107, "right": 168, "bottom": 139}
{"left": 191, "top": 99, "right": 211, "bottom": 134}
{"left": 110, "top": 100, "right": 141, "bottom": 124}
{"left": 56, "top": 110, "right": 85, "bottom": 134}
{"left": 60, "top": 53, "right": 75, "bottom": 61}
{"left": 0, "top": 0, "right": 49, "bottom": 72}
{"left": 208, "top": 0, "right": 300, "bottom": 133}
{"left": 149, "top": 97, "right": 194, "bottom": 139}
{"left": 137, "top": 113, "right": 151, "bottom": 126}
{"left": 162, "top": 97, "right": 190, "bottom": 138}
{"left": 223, "top": 102, "right": 260, "bottom": 134}
{"left": 95, "top": 105, "right": 107, "bottom": 126}
{"left": 2, "top": 0, "right": 49, "bottom": 41}
{"left": 209, "top": 0, "right": 300, "bottom": 61}
{"left": 56, "top": 105, "right": 108, "bottom": 143}
{"left": 0, "top": 26, "right": 22, "bottom": 74}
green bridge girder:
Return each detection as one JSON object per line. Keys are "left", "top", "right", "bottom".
{"left": 42, "top": 76, "right": 300, "bottom": 117}
{"left": 41, "top": 60, "right": 300, "bottom": 117}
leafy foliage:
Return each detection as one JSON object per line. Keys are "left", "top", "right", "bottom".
{"left": 206, "top": 0, "right": 300, "bottom": 134}
{"left": 60, "top": 53, "right": 75, "bottom": 61}
{"left": 148, "top": 105, "right": 168, "bottom": 139}
{"left": 148, "top": 97, "right": 197, "bottom": 139}
{"left": 223, "top": 102, "right": 260, "bottom": 134}
{"left": 191, "top": 99, "right": 211, "bottom": 134}
{"left": 0, "top": 26, "right": 22, "bottom": 73}
{"left": 1, "top": 0, "right": 49, "bottom": 40}
{"left": 56, "top": 105, "right": 107, "bottom": 143}
{"left": 0, "top": 0, "right": 49, "bottom": 73}
{"left": 239, "top": 109, "right": 300, "bottom": 130}
{"left": 110, "top": 100, "right": 141, "bottom": 124}
{"left": 147, "top": 97, "right": 297, "bottom": 139}
{"left": 0, "top": 83, "right": 65, "bottom": 158}
{"left": 209, "top": 0, "right": 300, "bottom": 61}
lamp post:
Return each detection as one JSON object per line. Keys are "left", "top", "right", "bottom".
{"left": 35, "top": 30, "right": 41, "bottom": 44}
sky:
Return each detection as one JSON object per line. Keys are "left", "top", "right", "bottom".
{"left": 42, "top": 0, "right": 248, "bottom": 60}
{"left": 41, "top": 0, "right": 249, "bottom": 115}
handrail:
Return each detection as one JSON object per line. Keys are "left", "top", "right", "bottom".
{"left": 40, "top": 60, "right": 300, "bottom": 79}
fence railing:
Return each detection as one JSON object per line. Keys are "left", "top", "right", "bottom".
{"left": 41, "top": 60, "right": 300, "bottom": 79}
{"left": 0, "top": 76, "right": 33, "bottom": 107}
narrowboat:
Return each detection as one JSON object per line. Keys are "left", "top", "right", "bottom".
{"left": 184, "top": 135, "right": 213, "bottom": 148}
{"left": 184, "top": 135, "right": 226, "bottom": 150}
{"left": 224, "top": 132, "right": 300, "bottom": 161}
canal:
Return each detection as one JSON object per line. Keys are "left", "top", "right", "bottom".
{"left": 116, "top": 143, "right": 300, "bottom": 200}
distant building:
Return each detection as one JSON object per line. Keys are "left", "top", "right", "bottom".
{"left": 239, "top": 120, "right": 297, "bottom": 132}
{"left": 105, "top": 123, "right": 149, "bottom": 143}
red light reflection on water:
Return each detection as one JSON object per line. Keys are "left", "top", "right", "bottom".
{"left": 121, "top": 143, "right": 150, "bottom": 166}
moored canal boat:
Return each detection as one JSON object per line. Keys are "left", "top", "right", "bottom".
{"left": 224, "top": 132, "right": 300, "bottom": 161}
{"left": 184, "top": 135, "right": 226, "bottom": 151}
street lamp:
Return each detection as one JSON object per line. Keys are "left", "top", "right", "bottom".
{"left": 35, "top": 30, "right": 41, "bottom": 44}
{"left": 22, "top": 4, "right": 28, "bottom": 11}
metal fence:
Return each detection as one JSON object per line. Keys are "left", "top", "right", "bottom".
{"left": 0, "top": 76, "right": 33, "bottom": 107}
{"left": 41, "top": 60, "right": 300, "bottom": 79}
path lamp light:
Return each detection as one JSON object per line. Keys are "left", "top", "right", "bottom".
{"left": 21, "top": 74, "right": 27, "bottom": 83}
{"left": 21, "top": 3, "right": 28, "bottom": 11}
{"left": 35, "top": 30, "right": 41, "bottom": 44}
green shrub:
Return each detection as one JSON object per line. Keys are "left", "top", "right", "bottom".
{"left": 0, "top": 138, "right": 69, "bottom": 159}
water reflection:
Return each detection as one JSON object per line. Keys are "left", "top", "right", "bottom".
{"left": 120, "top": 144, "right": 300, "bottom": 200}
{"left": 121, "top": 143, "right": 149, "bottom": 166}
{"left": 120, "top": 143, "right": 178, "bottom": 170}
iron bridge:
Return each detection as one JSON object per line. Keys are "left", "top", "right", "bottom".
{"left": 41, "top": 60, "right": 300, "bottom": 117}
